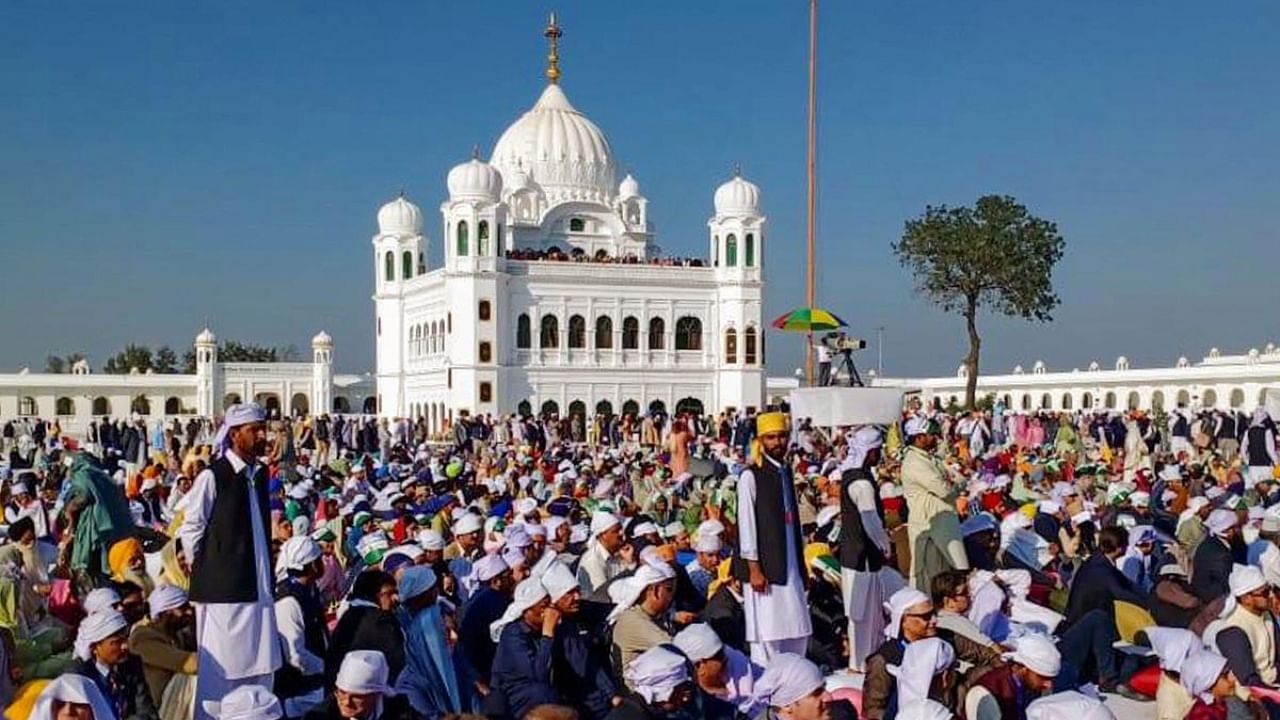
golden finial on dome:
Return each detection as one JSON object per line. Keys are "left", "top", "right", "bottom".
{"left": 544, "top": 11, "right": 562, "bottom": 84}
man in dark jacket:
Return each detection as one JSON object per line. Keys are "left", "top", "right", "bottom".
{"left": 326, "top": 570, "right": 405, "bottom": 687}
{"left": 1192, "top": 509, "right": 1240, "bottom": 603}
{"left": 72, "top": 610, "right": 158, "bottom": 720}
{"left": 1064, "top": 526, "right": 1148, "bottom": 628}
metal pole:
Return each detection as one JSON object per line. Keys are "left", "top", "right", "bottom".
{"left": 804, "top": 0, "right": 818, "bottom": 387}
{"left": 876, "top": 325, "right": 884, "bottom": 374}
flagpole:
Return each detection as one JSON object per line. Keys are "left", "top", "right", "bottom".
{"left": 804, "top": 0, "right": 818, "bottom": 386}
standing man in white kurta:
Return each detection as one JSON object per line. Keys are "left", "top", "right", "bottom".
{"left": 736, "top": 411, "right": 812, "bottom": 665}
{"left": 178, "top": 403, "right": 282, "bottom": 720}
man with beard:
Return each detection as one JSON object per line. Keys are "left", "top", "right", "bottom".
{"left": 130, "top": 584, "right": 197, "bottom": 716}
{"left": 540, "top": 561, "right": 619, "bottom": 719}
{"left": 458, "top": 554, "right": 513, "bottom": 694}
{"left": 178, "top": 403, "right": 282, "bottom": 719}
{"left": 107, "top": 537, "right": 155, "bottom": 597}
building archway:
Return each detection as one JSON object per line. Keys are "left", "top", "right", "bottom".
{"left": 648, "top": 399, "right": 667, "bottom": 415}
{"left": 164, "top": 397, "right": 182, "bottom": 415}
{"left": 255, "top": 393, "right": 281, "bottom": 418}
{"left": 1040, "top": 393, "right": 1052, "bottom": 410}
{"left": 1230, "top": 388, "right": 1245, "bottom": 408}
{"left": 1176, "top": 389, "right": 1190, "bottom": 407}
{"left": 1061, "top": 394, "right": 1073, "bottom": 410}
{"left": 56, "top": 397, "right": 75, "bottom": 416}
{"left": 595, "top": 400, "right": 613, "bottom": 417}
{"left": 131, "top": 395, "right": 151, "bottom": 415}
{"left": 1150, "top": 390, "right": 1165, "bottom": 411}
{"left": 1081, "top": 392, "right": 1093, "bottom": 409}
{"left": 622, "top": 399, "right": 640, "bottom": 417}
{"left": 1020, "top": 395, "right": 1031, "bottom": 411}
{"left": 676, "top": 397, "right": 705, "bottom": 417}
{"left": 1127, "top": 391, "right": 1141, "bottom": 410}
{"left": 224, "top": 393, "right": 242, "bottom": 410}
{"left": 291, "top": 393, "right": 310, "bottom": 416}
{"left": 362, "top": 397, "right": 377, "bottom": 414}
{"left": 540, "top": 400, "right": 560, "bottom": 418}
{"left": 18, "top": 397, "right": 37, "bottom": 416}
{"left": 517, "top": 400, "right": 532, "bottom": 417}
{"left": 92, "top": 396, "right": 111, "bottom": 416}
{"left": 1201, "top": 389, "right": 1217, "bottom": 409}
{"left": 1104, "top": 391, "right": 1117, "bottom": 409}
{"left": 333, "top": 396, "right": 351, "bottom": 413}
{"left": 568, "top": 400, "right": 586, "bottom": 418}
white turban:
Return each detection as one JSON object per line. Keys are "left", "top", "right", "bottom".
{"left": 397, "top": 566, "right": 438, "bottom": 602}
{"left": 1219, "top": 563, "right": 1268, "bottom": 619}
{"left": 1130, "top": 491, "right": 1151, "bottom": 508}
{"left": 1180, "top": 649, "right": 1228, "bottom": 702}
{"left": 501, "top": 545, "right": 527, "bottom": 570}
{"left": 148, "top": 584, "right": 188, "bottom": 620}
{"left": 275, "top": 536, "right": 323, "bottom": 581}
{"left": 83, "top": 588, "right": 120, "bottom": 615}
{"left": 539, "top": 560, "right": 578, "bottom": 602}
{"left": 473, "top": 554, "right": 509, "bottom": 584}
{"left": 590, "top": 511, "right": 620, "bottom": 538}
{"left": 505, "top": 525, "right": 533, "bottom": 549}
{"left": 417, "top": 529, "right": 445, "bottom": 551}
{"left": 514, "top": 497, "right": 538, "bottom": 517}
{"left": 1025, "top": 690, "right": 1116, "bottom": 720}
{"left": 1002, "top": 633, "right": 1061, "bottom": 677}
{"left": 1205, "top": 509, "right": 1237, "bottom": 537}
{"left": 624, "top": 645, "right": 690, "bottom": 704}
{"left": 696, "top": 519, "right": 725, "bottom": 542}
{"left": 1144, "top": 626, "right": 1200, "bottom": 673}
{"left": 29, "top": 675, "right": 115, "bottom": 720}
{"left": 336, "top": 650, "right": 392, "bottom": 695}
{"left": 673, "top": 623, "right": 723, "bottom": 662}
{"left": 897, "top": 699, "right": 955, "bottom": 720}
{"left": 842, "top": 426, "right": 884, "bottom": 470}
{"left": 490, "top": 578, "right": 549, "bottom": 642}
{"left": 212, "top": 403, "right": 267, "bottom": 455}
{"left": 544, "top": 516, "right": 569, "bottom": 539}
{"left": 216, "top": 684, "right": 283, "bottom": 720}
{"left": 888, "top": 637, "right": 955, "bottom": 705}
{"left": 453, "top": 513, "right": 483, "bottom": 536}
{"left": 904, "top": 416, "right": 931, "bottom": 437}
{"left": 885, "top": 587, "right": 931, "bottom": 638}
{"left": 755, "top": 652, "right": 825, "bottom": 708}
{"left": 662, "top": 521, "right": 686, "bottom": 539}
{"left": 529, "top": 549, "right": 560, "bottom": 579}
{"left": 73, "top": 609, "right": 128, "bottom": 661}
{"left": 607, "top": 563, "right": 676, "bottom": 624}
{"left": 630, "top": 521, "right": 659, "bottom": 539}
{"left": 694, "top": 533, "right": 723, "bottom": 554}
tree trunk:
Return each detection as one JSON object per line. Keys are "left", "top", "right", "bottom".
{"left": 964, "top": 300, "right": 981, "bottom": 410}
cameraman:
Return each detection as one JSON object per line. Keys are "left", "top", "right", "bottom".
{"left": 817, "top": 333, "right": 834, "bottom": 386}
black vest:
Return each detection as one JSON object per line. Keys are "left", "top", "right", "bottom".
{"left": 1247, "top": 426, "right": 1274, "bottom": 467}
{"left": 1218, "top": 415, "right": 1238, "bottom": 439}
{"left": 734, "top": 459, "right": 805, "bottom": 585}
{"left": 188, "top": 456, "right": 272, "bottom": 603}
{"left": 1173, "top": 415, "right": 1190, "bottom": 438}
{"left": 839, "top": 467, "right": 886, "bottom": 572}
{"left": 273, "top": 579, "right": 328, "bottom": 699}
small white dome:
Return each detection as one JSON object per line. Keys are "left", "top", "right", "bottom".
{"left": 312, "top": 330, "right": 333, "bottom": 348}
{"left": 1013, "top": 365, "right": 1024, "bottom": 374}
{"left": 618, "top": 173, "right": 640, "bottom": 200}
{"left": 1088, "top": 360, "right": 1100, "bottom": 371}
{"left": 714, "top": 173, "right": 762, "bottom": 216}
{"left": 195, "top": 327, "right": 216, "bottom": 345}
{"left": 447, "top": 157, "right": 503, "bottom": 202}
{"left": 377, "top": 195, "right": 423, "bottom": 235}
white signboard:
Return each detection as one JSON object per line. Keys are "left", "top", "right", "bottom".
{"left": 787, "top": 387, "right": 904, "bottom": 427}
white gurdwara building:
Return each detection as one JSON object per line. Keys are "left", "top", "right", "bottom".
{"left": 372, "top": 21, "right": 766, "bottom": 428}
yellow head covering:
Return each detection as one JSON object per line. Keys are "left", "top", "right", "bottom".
{"left": 706, "top": 557, "right": 735, "bottom": 599}
{"left": 750, "top": 412, "right": 790, "bottom": 465}
{"left": 107, "top": 538, "right": 143, "bottom": 581}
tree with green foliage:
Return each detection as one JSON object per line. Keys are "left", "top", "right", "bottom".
{"left": 45, "top": 352, "right": 87, "bottom": 373}
{"left": 153, "top": 346, "right": 180, "bottom": 374}
{"left": 893, "top": 195, "right": 1065, "bottom": 409}
{"left": 103, "top": 344, "right": 154, "bottom": 374}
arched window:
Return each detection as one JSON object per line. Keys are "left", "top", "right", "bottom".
{"left": 478, "top": 300, "right": 492, "bottom": 321}
{"left": 541, "top": 399, "right": 560, "bottom": 417}
{"left": 402, "top": 250, "right": 413, "bottom": 280}
{"left": 478, "top": 220, "right": 490, "bottom": 255}
{"left": 496, "top": 224, "right": 504, "bottom": 256}
{"left": 596, "top": 316, "right": 613, "bottom": 349}
{"left": 675, "top": 316, "right": 702, "bottom": 351}
{"left": 456, "top": 220, "right": 469, "bottom": 256}
{"left": 517, "top": 400, "right": 532, "bottom": 417}
{"left": 622, "top": 316, "right": 639, "bottom": 349}
{"left": 384, "top": 251, "right": 394, "bottom": 281}
{"left": 418, "top": 252, "right": 425, "bottom": 275}
{"left": 479, "top": 341, "right": 492, "bottom": 363}
{"left": 479, "top": 382, "right": 493, "bottom": 403}
{"left": 569, "top": 218, "right": 585, "bottom": 232}
{"left": 569, "top": 400, "right": 586, "bottom": 417}
{"left": 724, "top": 328, "right": 738, "bottom": 364}
{"left": 568, "top": 315, "right": 586, "bottom": 348}
{"left": 745, "top": 326, "right": 758, "bottom": 364}
{"left": 622, "top": 399, "right": 640, "bottom": 417}
{"left": 1105, "top": 391, "right": 1117, "bottom": 409}
{"left": 56, "top": 397, "right": 74, "bottom": 416}
{"left": 92, "top": 396, "right": 111, "bottom": 415}
{"left": 712, "top": 236, "right": 719, "bottom": 267}
{"left": 648, "top": 317, "right": 665, "bottom": 350}
{"left": 1082, "top": 392, "right": 1093, "bottom": 409}
{"left": 725, "top": 234, "right": 737, "bottom": 267}
{"left": 1128, "top": 391, "right": 1141, "bottom": 410}
{"left": 132, "top": 395, "right": 151, "bottom": 415}
{"left": 540, "top": 315, "right": 560, "bottom": 348}
{"left": 1020, "top": 395, "right": 1031, "bottom": 410}
{"left": 516, "top": 314, "right": 531, "bottom": 349}
{"left": 165, "top": 397, "right": 183, "bottom": 415}
{"left": 1062, "top": 394, "right": 1073, "bottom": 410}
{"left": 596, "top": 400, "right": 614, "bottom": 416}
{"left": 18, "top": 397, "right": 36, "bottom": 416}
{"left": 745, "top": 233, "right": 755, "bottom": 267}
{"left": 1151, "top": 390, "right": 1165, "bottom": 411}
{"left": 1040, "top": 393, "right": 1052, "bottom": 410}
{"left": 1230, "top": 388, "right": 1246, "bottom": 408}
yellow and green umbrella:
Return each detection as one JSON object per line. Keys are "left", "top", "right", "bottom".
{"left": 771, "top": 306, "right": 847, "bottom": 332}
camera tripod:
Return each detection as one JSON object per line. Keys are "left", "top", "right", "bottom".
{"left": 831, "top": 350, "right": 864, "bottom": 387}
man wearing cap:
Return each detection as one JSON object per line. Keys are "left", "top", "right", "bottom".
{"left": 1242, "top": 408, "right": 1279, "bottom": 492}
{"left": 838, "top": 425, "right": 893, "bottom": 673}
{"left": 1214, "top": 564, "right": 1278, "bottom": 695}
{"left": 458, "top": 554, "right": 513, "bottom": 693}
{"left": 578, "top": 510, "right": 625, "bottom": 597}
{"left": 72, "top": 609, "right": 158, "bottom": 720}
{"left": 129, "top": 584, "right": 196, "bottom": 716}
{"left": 753, "top": 652, "right": 831, "bottom": 720}
{"left": 274, "top": 536, "right": 330, "bottom": 717}
{"left": 178, "top": 403, "right": 282, "bottom": 719}
{"left": 965, "top": 634, "right": 1060, "bottom": 720}
{"left": 735, "top": 411, "right": 812, "bottom": 664}
{"left": 487, "top": 578, "right": 560, "bottom": 718}
{"left": 673, "top": 622, "right": 763, "bottom": 718}
{"left": 536, "top": 561, "right": 620, "bottom": 719}
{"left": 1192, "top": 509, "right": 1241, "bottom": 603}
{"left": 901, "top": 415, "right": 968, "bottom": 591}
{"left": 307, "top": 649, "right": 412, "bottom": 720}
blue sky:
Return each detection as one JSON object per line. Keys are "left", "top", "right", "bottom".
{"left": 2, "top": 2, "right": 1276, "bottom": 377}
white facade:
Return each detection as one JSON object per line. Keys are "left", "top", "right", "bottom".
{"left": 0, "top": 329, "right": 375, "bottom": 434}
{"left": 374, "top": 73, "right": 766, "bottom": 427}
{"left": 879, "top": 344, "right": 1280, "bottom": 412}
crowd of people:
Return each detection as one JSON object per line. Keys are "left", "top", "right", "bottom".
{"left": 0, "top": 396, "right": 1278, "bottom": 720}
{"left": 502, "top": 248, "right": 707, "bottom": 268}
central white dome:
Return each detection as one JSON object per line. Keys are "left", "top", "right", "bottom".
{"left": 491, "top": 84, "right": 617, "bottom": 206}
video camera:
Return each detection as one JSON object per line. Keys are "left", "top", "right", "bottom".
{"left": 822, "top": 333, "right": 867, "bottom": 353}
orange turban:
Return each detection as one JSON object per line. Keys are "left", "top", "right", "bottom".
{"left": 108, "top": 537, "right": 143, "bottom": 581}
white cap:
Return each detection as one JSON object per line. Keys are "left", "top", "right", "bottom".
{"left": 335, "top": 650, "right": 392, "bottom": 695}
